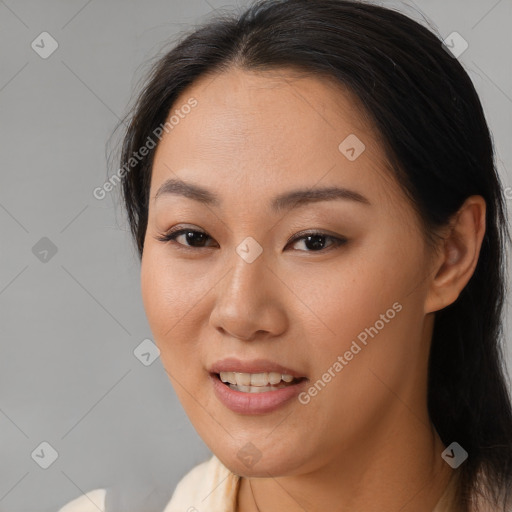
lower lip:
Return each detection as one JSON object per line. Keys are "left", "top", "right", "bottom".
{"left": 210, "top": 373, "right": 307, "bottom": 414}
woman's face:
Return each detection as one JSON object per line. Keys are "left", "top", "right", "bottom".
{"left": 141, "top": 67, "right": 438, "bottom": 476}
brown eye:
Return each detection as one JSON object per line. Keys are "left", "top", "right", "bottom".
{"left": 287, "top": 232, "right": 347, "bottom": 252}
{"left": 155, "top": 228, "right": 217, "bottom": 248}
{"left": 155, "top": 227, "right": 347, "bottom": 253}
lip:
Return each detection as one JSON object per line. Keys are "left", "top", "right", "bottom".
{"left": 209, "top": 357, "right": 305, "bottom": 378}
{"left": 208, "top": 357, "right": 308, "bottom": 415}
{"left": 210, "top": 373, "right": 308, "bottom": 414}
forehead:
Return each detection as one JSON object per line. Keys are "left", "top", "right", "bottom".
{"left": 150, "top": 67, "right": 403, "bottom": 213}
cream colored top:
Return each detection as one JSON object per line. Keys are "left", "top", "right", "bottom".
{"left": 57, "top": 454, "right": 460, "bottom": 512}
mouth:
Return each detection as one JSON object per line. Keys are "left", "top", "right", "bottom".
{"left": 208, "top": 360, "right": 309, "bottom": 414}
{"left": 213, "top": 371, "right": 307, "bottom": 393}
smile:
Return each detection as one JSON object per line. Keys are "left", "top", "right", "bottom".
{"left": 211, "top": 372, "right": 308, "bottom": 414}
{"left": 219, "top": 371, "right": 299, "bottom": 392}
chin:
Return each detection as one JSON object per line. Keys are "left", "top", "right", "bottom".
{"left": 212, "top": 439, "right": 309, "bottom": 478}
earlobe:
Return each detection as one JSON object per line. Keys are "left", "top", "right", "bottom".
{"left": 424, "top": 195, "right": 486, "bottom": 314}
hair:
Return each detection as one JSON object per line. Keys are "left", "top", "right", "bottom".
{"left": 114, "top": 0, "right": 512, "bottom": 509}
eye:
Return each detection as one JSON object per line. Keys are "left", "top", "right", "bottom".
{"left": 286, "top": 230, "right": 347, "bottom": 252}
{"left": 154, "top": 227, "right": 217, "bottom": 248}
{"left": 154, "top": 227, "right": 347, "bottom": 252}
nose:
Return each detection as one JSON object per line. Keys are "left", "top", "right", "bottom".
{"left": 209, "top": 248, "right": 288, "bottom": 341}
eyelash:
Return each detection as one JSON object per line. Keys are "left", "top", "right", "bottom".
{"left": 154, "top": 227, "right": 347, "bottom": 253}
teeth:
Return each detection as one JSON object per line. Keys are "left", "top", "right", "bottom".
{"left": 250, "top": 373, "right": 268, "bottom": 386}
{"left": 268, "top": 372, "right": 282, "bottom": 385}
{"left": 219, "top": 371, "right": 297, "bottom": 387}
{"left": 235, "top": 372, "right": 251, "bottom": 386}
{"left": 229, "top": 383, "right": 288, "bottom": 393}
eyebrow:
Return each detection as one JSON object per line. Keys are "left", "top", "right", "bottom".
{"left": 154, "top": 178, "right": 371, "bottom": 212}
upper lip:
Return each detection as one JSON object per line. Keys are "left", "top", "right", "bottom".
{"left": 209, "top": 357, "right": 306, "bottom": 378}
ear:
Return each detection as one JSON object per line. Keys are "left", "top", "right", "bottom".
{"left": 424, "top": 195, "right": 486, "bottom": 314}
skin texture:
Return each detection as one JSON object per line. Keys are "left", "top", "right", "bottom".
{"left": 140, "top": 67, "right": 486, "bottom": 512}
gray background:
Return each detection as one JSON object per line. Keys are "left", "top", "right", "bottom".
{"left": 1, "top": 0, "right": 511, "bottom": 510}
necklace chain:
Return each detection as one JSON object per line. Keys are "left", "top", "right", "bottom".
{"left": 248, "top": 478, "right": 262, "bottom": 512}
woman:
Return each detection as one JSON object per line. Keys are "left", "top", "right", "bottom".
{"left": 59, "top": 0, "right": 512, "bottom": 510}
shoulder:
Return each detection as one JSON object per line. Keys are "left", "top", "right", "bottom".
{"left": 55, "top": 456, "right": 240, "bottom": 512}
{"left": 56, "top": 488, "right": 107, "bottom": 512}
{"left": 162, "top": 454, "right": 240, "bottom": 512}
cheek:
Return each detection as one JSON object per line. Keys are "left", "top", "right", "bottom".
{"left": 140, "top": 249, "right": 214, "bottom": 421}
{"left": 140, "top": 248, "right": 205, "bottom": 370}
{"left": 292, "top": 241, "right": 423, "bottom": 397}
{"left": 284, "top": 245, "right": 408, "bottom": 353}
{"left": 141, "top": 248, "right": 199, "bottom": 329}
